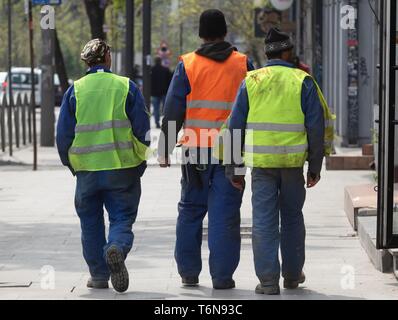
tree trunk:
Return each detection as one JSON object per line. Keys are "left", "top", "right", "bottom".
{"left": 84, "top": 0, "right": 107, "bottom": 40}
{"left": 54, "top": 29, "right": 69, "bottom": 93}
{"left": 250, "top": 42, "right": 263, "bottom": 68}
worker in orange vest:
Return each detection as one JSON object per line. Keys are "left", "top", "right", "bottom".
{"left": 158, "top": 9, "right": 254, "bottom": 289}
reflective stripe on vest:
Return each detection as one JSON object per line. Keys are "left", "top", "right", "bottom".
{"left": 246, "top": 122, "right": 306, "bottom": 133}
{"left": 69, "top": 141, "right": 134, "bottom": 155}
{"left": 181, "top": 51, "right": 248, "bottom": 148}
{"left": 75, "top": 120, "right": 132, "bottom": 133}
{"left": 69, "top": 72, "right": 148, "bottom": 172}
{"left": 185, "top": 119, "right": 226, "bottom": 129}
{"left": 187, "top": 101, "right": 234, "bottom": 111}
{"left": 245, "top": 144, "right": 308, "bottom": 155}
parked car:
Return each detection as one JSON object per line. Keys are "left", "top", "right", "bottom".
{"left": 0, "top": 68, "right": 65, "bottom": 107}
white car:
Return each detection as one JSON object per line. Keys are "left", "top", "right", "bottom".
{"left": 0, "top": 68, "right": 63, "bottom": 107}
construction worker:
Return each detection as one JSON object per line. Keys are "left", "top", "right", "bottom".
{"left": 224, "top": 28, "right": 334, "bottom": 295}
{"left": 56, "top": 39, "right": 150, "bottom": 293}
{"left": 158, "top": 9, "right": 254, "bottom": 289}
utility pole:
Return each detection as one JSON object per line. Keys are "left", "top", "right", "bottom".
{"left": 28, "top": 0, "right": 38, "bottom": 170}
{"left": 7, "top": 0, "right": 14, "bottom": 156}
{"left": 40, "top": 9, "right": 55, "bottom": 147}
{"left": 179, "top": 23, "right": 184, "bottom": 55}
{"left": 178, "top": 0, "right": 183, "bottom": 55}
{"left": 142, "top": 0, "right": 151, "bottom": 110}
{"left": 125, "top": 0, "right": 135, "bottom": 80}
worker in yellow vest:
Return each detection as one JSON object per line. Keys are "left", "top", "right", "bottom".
{"left": 56, "top": 39, "right": 150, "bottom": 293}
{"left": 224, "top": 28, "right": 334, "bottom": 295}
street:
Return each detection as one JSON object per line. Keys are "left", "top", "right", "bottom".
{"left": 0, "top": 145, "right": 397, "bottom": 300}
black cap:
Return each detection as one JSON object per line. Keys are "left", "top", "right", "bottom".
{"left": 199, "top": 9, "right": 227, "bottom": 39}
{"left": 264, "top": 27, "right": 294, "bottom": 55}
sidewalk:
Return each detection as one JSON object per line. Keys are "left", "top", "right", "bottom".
{"left": 0, "top": 144, "right": 397, "bottom": 300}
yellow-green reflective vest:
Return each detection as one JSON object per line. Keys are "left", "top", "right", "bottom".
{"left": 69, "top": 71, "right": 149, "bottom": 172}
{"left": 244, "top": 65, "right": 335, "bottom": 169}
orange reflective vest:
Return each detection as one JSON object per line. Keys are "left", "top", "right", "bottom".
{"left": 180, "top": 51, "right": 248, "bottom": 148}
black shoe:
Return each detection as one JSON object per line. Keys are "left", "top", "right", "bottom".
{"left": 182, "top": 277, "right": 199, "bottom": 287}
{"left": 255, "top": 283, "right": 281, "bottom": 295}
{"left": 284, "top": 272, "right": 306, "bottom": 290}
{"left": 213, "top": 279, "right": 235, "bottom": 290}
{"left": 87, "top": 278, "right": 109, "bottom": 289}
{"left": 105, "top": 245, "right": 129, "bottom": 293}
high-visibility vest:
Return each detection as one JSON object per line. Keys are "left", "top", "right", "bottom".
{"left": 69, "top": 71, "right": 149, "bottom": 172}
{"left": 244, "top": 65, "right": 335, "bottom": 169}
{"left": 180, "top": 51, "right": 248, "bottom": 148}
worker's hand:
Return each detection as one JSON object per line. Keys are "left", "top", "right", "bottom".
{"left": 307, "top": 172, "right": 321, "bottom": 188}
{"left": 158, "top": 156, "right": 170, "bottom": 168}
{"left": 230, "top": 176, "right": 245, "bottom": 193}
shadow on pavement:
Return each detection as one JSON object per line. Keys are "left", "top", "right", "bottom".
{"left": 78, "top": 290, "right": 178, "bottom": 300}
{"left": 0, "top": 220, "right": 177, "bottom": 274}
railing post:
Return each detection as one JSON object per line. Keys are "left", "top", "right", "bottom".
{"left": 22, "top": 94, "right": 27, "bottom": 146}
{"left": 7, "top": 94, "right": 13, "bottom": 156}
{"left": 28, "top": 93, "right": 32, "bottom": 144}
{"left": 0, "top": 95, "right": 6, "bottom": 152}
{"left": 14, "top": 93, "right": 21, "bottom": 149}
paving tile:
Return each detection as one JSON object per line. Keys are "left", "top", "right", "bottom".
{"left": 0, "top": 150, "right": 397, "bottom": 299}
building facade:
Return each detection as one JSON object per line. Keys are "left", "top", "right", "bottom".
{"left": 295, "top": 0, "right": 379, "bottom": 146}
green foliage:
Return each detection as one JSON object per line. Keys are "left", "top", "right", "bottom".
{"left": 168, "top": 0, "right": 266, "bottom": 67}
{"left": 0, "top": 0, "right": 266, "bottom": 80}
{"left": 56, "top": 1, "right": 92, "bottom": 78}
{"left": 0, "top": 0, "right": 91, "bottom": 79}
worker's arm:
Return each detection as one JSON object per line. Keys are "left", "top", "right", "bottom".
{"left": 56, "top": 85, "right": 76, "bottom": 176}
{"left": 224, "top": 80, "right": 250, "bottom": 190}
{"left": 302, "top": 77, "right": 325, "bottom": 184}
{"left": 158, "top": 61, "right": 191, "bottom": 162}
{"left": 126, "top": 80, "right": 151, "bottom": 147}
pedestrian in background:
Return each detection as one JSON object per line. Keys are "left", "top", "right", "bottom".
{"left": 158, "top": 9, "right": 254, "bottom": 290}
{"left": 56, "top": 39, "right": 150, "bottom": 293}
{"left": 225, "top": 28, "right": 334, "bottom": 295}
{"left": 151, "top": 57, "right": 172, "bottom": 128}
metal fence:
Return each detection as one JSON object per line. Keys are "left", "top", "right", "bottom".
{"left": 0, "top": 93, "right": 35, "bottom": 156}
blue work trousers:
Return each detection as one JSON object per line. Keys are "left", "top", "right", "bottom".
{"left": 251, "top": 168, "right": 306, "bottom": 286}
{"left": 74, "top": 167, "right": 143, "bottom": 281}
{"left": 175, "top": 163, "right": 243, "bottom": 286}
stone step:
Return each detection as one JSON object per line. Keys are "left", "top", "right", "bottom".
{"left": 344, "top": 184, "right": 398, "bottom": 231}
{"left": 388, "top": 249, "right": 398, "bottom": 280}
{"left": 344, "top": 184, "right": 378, "bottom": 230}
{"left": 357, "top": 216, "right": 393, "bottom": 273}
{"left": 326, "top": 155, "right": 375, "bottom": 171}
{"left": 362, "top": 144, "right": 374, "bottom": 156}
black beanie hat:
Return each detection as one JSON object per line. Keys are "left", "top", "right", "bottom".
{"left": 199, "top": 9, "right": 227, "bottom": 39}
{"left": 264, "top": 27, "right": 294, "bottom": 55}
